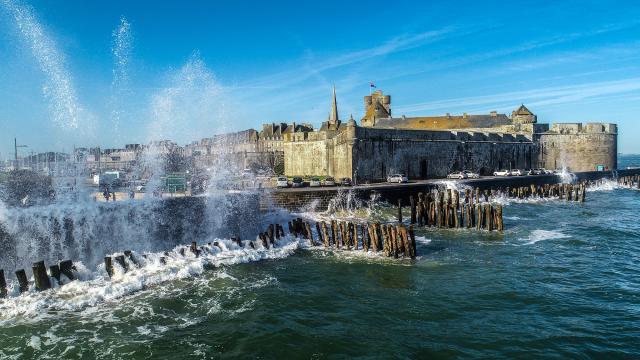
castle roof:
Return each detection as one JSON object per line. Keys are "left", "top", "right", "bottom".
{"left": 514, "top": 104, "right": 533, "bottom": 116}
{"left": 362, "top": 99, "right": 391, "bottom": 121}
{"left": 371, "top": 113, "right": 511, "bottom": 130}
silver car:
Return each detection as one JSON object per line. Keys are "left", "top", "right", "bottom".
{"left": 387, "top": 174, "right": 408, "bottom": 183}
{"left": 463, "top": 170, "right": 480, "bottom": 179}
{"left": 322, "top": 177, "right": 336, "bottom": 186}
{"left": 446, "top": 171, "right": 466, "bottom": 179}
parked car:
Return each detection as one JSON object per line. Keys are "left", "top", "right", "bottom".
{"left": 387, "top": 174, "right": 408, "bottom": 183}
{"left": 511, "top": 169, "right": 524, "bottom": 176}
{"left": 340, "top": 177, "right": 352, "bottom": 186}
{"left": 309, "top": 177, "right": 321, "bottom": 187}
{"left": 323, "top": 177, "right": 336, "bottom": 186}
{"left": 463, "top": 170, "right": 480, "bottom": 179}
{"left": 541, "top": 168, "right": 554, "bottom": 174}
{"left": 276, "top": 177, "right": 289, "bottom": 188}
{"left": 493, "top": 169, "right": 511, "bottom": 176}
{"left": 291, "top": 177, "right": 304, "bottom": 188}
{"left": 447, "top": 171, "right": 466, "bottom": 179}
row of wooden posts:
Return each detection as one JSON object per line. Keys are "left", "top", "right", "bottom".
{"left": 615, "top": 175, "right": 640, "bottom": 189}
{"left": 282, "top": 218, "right": 417, "bottom": 259}
{"left": 400, "top": 189, "right": 505, "bottom": 231}
{"left": 498, "top": 183, "right": 587, "bottom": 202}
{"left": 0, "top": 260, "right": 77, "bottom": 297}
{"left": 0, "top": 217, "right": 422, "bottom": 297}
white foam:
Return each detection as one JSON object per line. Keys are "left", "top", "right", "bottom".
{"left": 415, "top": 235, "right": 432, "bottom": 245}
{"left": 0, "top": 235, "right": 308, "bottom": 323}
{"left": 518, "top": 229, "right": 570, "bottom": 245}
{"left": 434, "top": 180, "right": 472, "bottom": 192}
{"left": 586, "top": 179, "right": 637, "bottom": 192}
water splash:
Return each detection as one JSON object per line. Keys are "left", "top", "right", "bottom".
{"left": 556, "top": 167, "right": 576, "bottom": 184}
{"left": 1, "top": 0, "right": 80, "bottom": 129}
{"left": 148, "top": 53, "right": 225, "bottom": 142}
{"left": 110, "top": 16, "right": 133, "bottom": 136}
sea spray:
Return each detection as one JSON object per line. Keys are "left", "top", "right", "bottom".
{"left": 0, "top": 193, "right": 265, "bottom": 272}
{"left": 1, "top": 0, "right": 80, "bottom": 130}
{"left": 110, "top": 15, "right": 133, "bottom": 137}
{"left": 148, "top": 54, "right": 225, "bottom": 144}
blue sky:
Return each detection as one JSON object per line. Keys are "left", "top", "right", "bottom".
{"left": 0, "top": 0, "right": 639, "bottom": 157}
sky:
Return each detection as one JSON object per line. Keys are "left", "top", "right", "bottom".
{"left": 0, "top": 0, "right": 639, "bottom": 157}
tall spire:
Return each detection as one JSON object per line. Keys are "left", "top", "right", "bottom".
{"left": 329, "top": 85, "right": 339, "bottom": 123}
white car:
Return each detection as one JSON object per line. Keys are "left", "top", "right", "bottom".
{"left": 276, "top": 176, "right": 289, "bottom": 188}
{"left": 511, "top": 169, "right": 524, "bottom": 176}
{"left": 309, "top": 177, "right": 321, "bottom": 187}
{"left": 493, "top": 169, "right": 511, "bottom": 176}
{"left": 387, "top": 174, "right": 408, "bottom": 183}
{"left": 463, "top": 170, "right": 479, "bottom": 179}
{"left": 446, "top": 171, "right": 466, "bottom": 179}
{"left": 322, "top": 177, "right": 336, "bottom": 186}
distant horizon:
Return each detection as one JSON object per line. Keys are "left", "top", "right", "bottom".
{"left": 1, "top": 0, "right": 640, "bottom": 156}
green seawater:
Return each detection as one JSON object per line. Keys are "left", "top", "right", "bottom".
{"left": 1, "top": 169, "right": 640, "bottom": 358}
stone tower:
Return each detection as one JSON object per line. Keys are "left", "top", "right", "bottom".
{"left": 512, "top": 104, "right": 537, "bottom": 124}
{"left": 361, "top": 90, "right": 391, "bottom": 127}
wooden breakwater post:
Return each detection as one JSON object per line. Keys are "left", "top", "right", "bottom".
{"left": 104, "top": 256, "right": 114, "bottom": 278}
{"left": 408, "top": 225, "right": 417, "bottom": 259}
{"left": 58, "top": 260, "right": 77, "bottom": 281}
{"left": 397, "top": 199, "right": 403, "bottom": 223}
{"left": 410, "top": 196, "right": 416, "bottom": 224}
{"left": 49, "top": 264, "right": 61, "bottom": 283}
{"left": 32, "top": 261, "right": 51, "bottom": 291}
{"left": 114, "top": 254, "right": 129, "bottom": 273}
{"left": 0, "top": 269, "right": 8, "bottom": 298}
{"left": 15, "top": 269, "right": 29, "bottom": 293}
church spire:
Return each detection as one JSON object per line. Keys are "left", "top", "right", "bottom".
{"left": 329, "top": 85, "right": 339, "bottom": 123}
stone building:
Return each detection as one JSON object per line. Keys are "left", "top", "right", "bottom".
{"left": 185, "top": 123, "right": 313, "bottom": 173}
{"left": 283, "top": 88, "right": 617, "bottom": 181}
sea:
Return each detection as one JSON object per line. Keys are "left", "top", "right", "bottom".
{"left": 0, "top": 155, "right": 639, "bottom": 359}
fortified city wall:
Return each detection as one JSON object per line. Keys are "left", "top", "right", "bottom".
{"left": 537, "top": 123, "right": 617, "bottom": 172}
{"left": 352, "top": 126, "right": 537, "bottom": 183}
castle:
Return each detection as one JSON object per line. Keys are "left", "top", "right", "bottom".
{"left": 281, "top": 88, "right": 617, "bottom": 183}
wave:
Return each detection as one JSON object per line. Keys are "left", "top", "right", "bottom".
{"left": 0, "top": 235, "right": 308, "bottom": 322}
